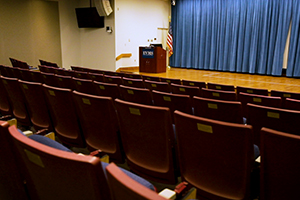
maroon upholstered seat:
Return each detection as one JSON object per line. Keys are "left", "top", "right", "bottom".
{"left": 115, "top": 99, "right": 177, "bottom": 184}
{"left": 260, "top": 127, "right": 300, "bottom": 200}
{"left": 193, "top": 96, "right": 243, "bottom": 124}
{"left": 174, "top": 111, "right": 254, "bottom": 199}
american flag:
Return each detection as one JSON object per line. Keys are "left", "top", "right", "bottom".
{"left": 167, "top": 23, "right": 173, "bottom": 57}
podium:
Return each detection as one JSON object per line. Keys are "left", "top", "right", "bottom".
{"left": 139, "top": 46, "right": 166, "bottom": 73}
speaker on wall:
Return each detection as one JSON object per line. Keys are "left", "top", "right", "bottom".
{"left": 95, "top": 0, "right": 113, "bottom": 17}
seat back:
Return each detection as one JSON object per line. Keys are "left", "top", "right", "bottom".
{"left": 71, "top": 66, "right": 85, "bottom": 71}
{"left": 43, "top": 84, "right": 85, "bottom": 147}
{"left": 284, "top": 98, "right": 300, "bottom": 110}
{"left": 207, "top": 82, "right": 235, "bottom": 91}
{"left": 0, "top": 121, "right": 29, "bottom": 200}
{"left": 55, "top": 74, "right": 75, "bottom": 90}
{"left": 239, "top": 92, "right": 282, "bottom": 117}
{"left": 19, "top": 80, "right": 54, "bottom": 131}
{"left": 114, "top": 99, "right": 177, "bottom": 184}
{"left": 53, "top": 67, "right": 68, "bottom": 76}
{"left": 122, "top": 77, "right": 145, "bottom": 88}
{"left": 171, "top": 83, "right": 201, "bottom": 97}
{"left": 106, "top": 163, "right": 167, "bottom": 200}
{"left": 236, "top": 86, "right": 269, "bottom": 100}
{"left": 39, "top": 59, "right": 59, "bottom": 68}
{"left": 18, "top": 68, "right": 35, "bottom": 82}
{"left": 9, "top": 124, "right": 110, "bottom": 200}
{"left": 103, "top": 71, "right": 124, "bottom": 77}
{"left": 1, "top": 76, "right": 31, "bottom": 126}
{"left": 30, "top": 70, "right": 44, "bottom": 83}
{"left": 38, "top": 65, "right": 56, "bottom": 73}
{"left": 152, "top": 90, "right": 192, "bottom": 122}
{"left": 72, "top": 91, "right": 124, "bottom": 163}
{"left": 10, "top": 58, "right": 30, "bottom": 69}
{"left": 0, "top": 78, "right": 12, "bottom": 115}
{"left": 270, "top": 90, "right": 300, "bottom": 100}
{"left": 174, "top": 111, "right": 253, "bottom": 200}
{"left": 142, "top": 75, "right": 161, "bottom": 82}
{"left": 119, "top": 85, "right": 153, "bottom": 105}
{"left": 260, "top": 127, "right": 300, "bottom": 200}
{"left": 247, "top": 103, "right": 300, "bottom": 146}
{"left": 193, "top": 96, "right": 243, "bottom": 124}
{"left": 160, "top": 77, "right": 182, "bottom": 85}
{"left": 123, "top": 73, "right": 142, "bottom": 79}
{"left": 202, "top": 88, "right": 237, "bottom": 101}
{"left": 11, "top": 67, "right": 23, "bottom": 79}
{"left": 89, "top": 73, "right": 104, "bottom": 82}
{"left": 73, "top": 71, "right": 91, "bottom": 80}
{"left": 104, "top": 75, "right": 123, "bottom": 85}
{"left": 182, "top": 79, "right": 206, "bottom": 89}
{"left": 94, "top": 81, "right": 121, "bottom": 99}
{"left": 41, "top": 72, "right": 60, "bottom": 87}
{"left": 144, "top": 80, "right": 171, "bottom": 93}
{"left": 72, "top": 77, "right": 98, "bottom": 95}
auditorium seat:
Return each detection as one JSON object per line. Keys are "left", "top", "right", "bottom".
{"left": 170, "top": 83, "right": 201, "bottom": 98}
{"left": 123, "top": 73, "right": 142, "bottom": 79}
{"left": 72, "top": 77, "right": 99, "bottom": 95}
{"left": 19, "top": 80, "right": 54, "bottom": 131}
{"left": 72, "top": 91, "right": 124, "bottom": 163}
{"left": 283, "top": 98, "right": 300, "bottom": 111}
{"left": 30, "top": 70, "right": 44, "bottom": 83}
{"left": 201, "top": 88, "right": 237, "bottom": 101}
{"left": 122, "top": 77, "right": 145, "bottom": 88}
{"left": 88, "top": 72, "right": 104, "bottom": 82}
{"left": 0, "top": 65, "right": 13, "bottom": 77}
{"left": 11, "top": 67, "right": 23, "bottom": 80}
{"left": 260, "top": 127, "right": 300, "bottom": 200}
{"left": 43, "top": 84, "right": 86, "bottom": 148}
{"left": 41, "top": 72, "right": 60, "bottom": 87}
{"left": 239, "top": 92, "right": 282, "bottom": 117}
{"left": 115, "top": 99, "right": 178, "bottom": 184}
{"left": 182, "top": 79, "right": 206, "bottom": 89}
{"left": 174, "top": 111, "right": 254, "bottom": 200}
{"left": 119, "top": 85, "right": 153, "bottom": 105}
{"left": 247, "top": 103, "right": 300, "bottom": 146}
{"left": 142, "top": 75, "right": 161, "bottom": 82}
{"left": 103, "top": 71, "right": 124, "bottom": 77}
{"left": 73, "top": 71, "right": 91, "bottom": 80}
{"left": 53, "top": 67, "right": 68, "bottom": 76}
{"left": 55, "top": 74, "right": 75, "bottom": 90}
{"left": 9, "top": 124, "right": 111, "bottom": 200}
{"left": 104, "top": 75, "right": 123, "bottom": 85}
{"left": 18, "top": 68, "right": 36, "bottom": 82}
{"left": 160, "top": 77, "right": 182, "bottom": 85}
{"left": 63, "top": 70, "right": 76, "bottom": 77}
{"left": 106, "top": 162, "right": 168, "bottom": 200}
{"left": 152, "top": 90, "right": 192, "bottom": 123}
{"left": 0, "top": 77, "right": 12, "bottom": 116}
{"left": 193, "top": 96, "right": 244, "bottom": 124}
{"left": 271, "top": 89, "right": 300, "bottom": 100}
{"left": 144, "top": 80, "right": 171, "bottom": 93}
{"left": 236, "top": 86, "right": 269, "bottom": 100}
{"left": 38, "top": 65, "right": 56, "bottom": 73}
{"left": 0, "top": 121, "right": 29, "bottom": 200}
{"left": 71, "top": 65, "right": 86, "bottom": 72}
{"left": 39, "top": 59, "right": 59, "bottom": 68}
{"left": 94, "top": 81, "right": 121, "bottom": 99}
{"left": 207, "top": 82, "right": 235, "bottom": 91}
{"left": 1, "top": 76, "right": 31, "bottom": 127}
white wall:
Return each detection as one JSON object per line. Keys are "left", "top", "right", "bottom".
{"left": 115, "top": 0, "right": 170, "bottom": 70}
{"left": 58, "top": 0, "right": 115, "bottom": 70}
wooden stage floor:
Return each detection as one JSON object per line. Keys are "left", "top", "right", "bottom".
{"left": 118, "top": 67, "right": 300, "bottom": 93}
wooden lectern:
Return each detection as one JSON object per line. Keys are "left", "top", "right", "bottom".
{"left": 139, "top": 46, "right": 166, "bottom": 73}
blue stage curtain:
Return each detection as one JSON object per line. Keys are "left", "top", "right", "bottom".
{"left": 170, "top": 0, "right": 293, "bottom": 76}
{"left": 287, "top": 0, "right": 300, "bottom": 77}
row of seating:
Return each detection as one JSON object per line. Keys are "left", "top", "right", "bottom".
{"left": 1, "top": 121, "right": 174, "bottom": 200}
{"left": 2, "top": 64, "right": 300, "bottom": 198}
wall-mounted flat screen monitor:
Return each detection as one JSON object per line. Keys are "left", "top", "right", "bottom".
{"left": 75, "top": 7, "right": 104, "bottom": 28}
